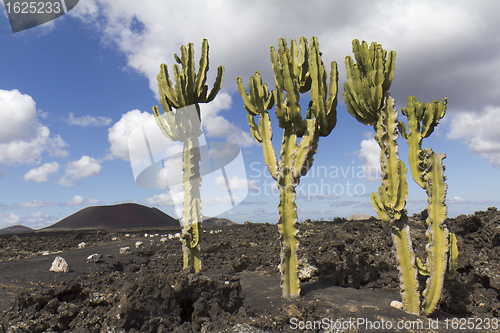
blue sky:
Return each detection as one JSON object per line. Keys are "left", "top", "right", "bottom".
{"left": 0, "top": 0, "right": 499, "bottom": 229}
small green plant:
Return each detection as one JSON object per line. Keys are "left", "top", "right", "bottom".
{"left": 344, "top": 39, "right": 457, "bottom": 315}
{"left": 153, "top": 38, "right": 224, "bottom": 272}
{"left": 237, "top": 36, "right": 338, "bottom": 299}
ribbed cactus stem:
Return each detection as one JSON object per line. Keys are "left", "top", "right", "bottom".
{"left": 400, "top": 96, "right": 456, "bottom": 315}
{"left": 181, "top": 137, "right": 202, "bottom": 271}
{"left": 421, "top": 151, "right": 449, "bottom": 315}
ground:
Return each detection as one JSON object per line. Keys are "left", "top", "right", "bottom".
{"left": 0, "top": 207, "right": 499, "bottom": 332}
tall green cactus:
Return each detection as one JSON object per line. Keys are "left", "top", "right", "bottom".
{"left": 399, "top": 97, "right": 458, "bottom": 315}
{"left": 345, "top": 39, "right": 457, "bottom": 316}
{"left": 237, "top": 37, "right": 338, "bottom": 299}
{"left": 153, "top": 39, "right": 224, "bottom": 272}
{"left": 344, "top": 39, "right": 420, "bottom": 315}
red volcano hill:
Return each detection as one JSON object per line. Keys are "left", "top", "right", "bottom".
{"left": 0, "top": 225, "right": 33, "bottom": 234}
{"left": 43, "top": 203, "right": 180, "bottom": 230}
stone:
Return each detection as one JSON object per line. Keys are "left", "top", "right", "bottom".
{"left": 87, "top": 253, "right": 103, "bottom": 263}
{"left": 390, "top": 300, "right": 404, "bottom": 310}
{"left": 119, "top": 247, "right": 131, "bottom": 254}
{"left": 135, "top": 241, "right": 143, "bottom": 248}
{"left": 78, "top": 242, "right": 86, "bottom": 249}
{"left": 49, "top": 256, "right": 70, "bottom": 272}
{"left": 297, "top": 258, "right": 318, "bottom": 281}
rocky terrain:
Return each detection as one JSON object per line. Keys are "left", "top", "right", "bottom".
{"left": 0, "top": 207, "right": 499, "bottom": 332}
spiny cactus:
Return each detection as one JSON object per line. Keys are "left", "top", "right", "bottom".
{"left": 344, "top": 39, "right": 420, "bottom": 314}
{"left": 399, "top": 97, "right": 458, "bottom": 315}
{"left": 345, "top": 39, "right": 457, "bottom": 316}
{"left": 153, "top": 38, "right": 224, "bottom": 272}
{"left": 237, "top": 37, "right": 338, "bottom": 299}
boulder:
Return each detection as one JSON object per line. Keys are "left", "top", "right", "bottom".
{"left": 119, "top": 247, "right": 131, "bottom": 254}
{"left": 49, "top": 256, "right": 70, "bottom": 272}
{"left": 87, "top": 253, "right": 103, "bottom": 263}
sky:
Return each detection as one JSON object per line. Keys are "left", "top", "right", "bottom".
{"left": 0, "top": 0, "right": 499, "bottom": 229}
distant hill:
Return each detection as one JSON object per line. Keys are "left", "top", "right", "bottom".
{"left": 202, "top": 217, "right": 238, "bottom": 226}
{"left": 0, "top": 225, "right": 34, "bottom": 234}
{"left": 43, "top": 203, "right": 180, "bottom": 230}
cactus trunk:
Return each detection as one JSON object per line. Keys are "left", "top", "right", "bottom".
{"left": 391, "top": 216, "right": 420, "bottom": 315}
{"left": 181, "top": 136, "right": 202, "bottom": 271}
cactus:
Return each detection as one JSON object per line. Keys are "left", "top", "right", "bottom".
{"left": 399, "top": 97, "right": 458, "bottom": 315}
{"left": 237, "top": 37, "right": 338, "bottom": 299}
{"left": 345, "top": 39, "right": 457, "bottom": 316}
{"left": 344, "top": 39, "right": 420, "bottom": 315}
{"left": 152, "top": 39, "right": 224, "bottom": 272}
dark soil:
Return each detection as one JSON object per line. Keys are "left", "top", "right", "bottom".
{"left": 0, "top": 207, "right": 499, "bottom": 332}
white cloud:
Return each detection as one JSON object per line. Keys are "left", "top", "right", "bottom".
{"left": 0, "top": 213, "right": 20, "bottom": 226}
{"left": 199, "top": 93, "right": 256, "bottom": 147}
{"left": 57, "top": 156, "right": 102, "bottom": 186}
{"left": 448, "top": 196, "right": 466, "bottom": 204}
{"left": 62, "top": 195, "right": 85, "bottom": 206}
{"left": 108, "top": 109, "right": 154, "bottom": 161}
{"left": 24, "top": 162, "right": 60, "bottom": 183}
{"left": 15, "top": 200, "right": 55, "bottom": 209}
{"left": 214, "top": 175, "right": 255, "bottom": 191}
{"left": 0, "top": 89, "right": 68, "bottom": 165}
{"left": 358, "top": 138, "right": 381, "bottom": 181}
{"left": 87, "top": 198, "right": 102, "bottom": 205}
{"left": 145, "top": 192, "right": 176, "bottom": 206}
{"left": 447, "top": 107, "right": 500, "bottom": 168}
{"left": 67, "top": 112, "right": 112, "bottom": 127}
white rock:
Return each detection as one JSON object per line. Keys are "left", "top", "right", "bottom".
{"left": 150, "top": 234, "right": 154, "bottom": 238}
{"left": 174, "top": 232, "right": 181, "bottom": 238}
{"left": 87, "top": 253, "right": 103, "bottom": 263}
{"left": 119, "top": 247, "right": 131, "bottom": 254}
{"left": 111, "top": 237, "right": 118, "bottom": 241}
{"left": 135, "top": 241, "right": 143, "bottom": 248}
{"left": 124, "top": 234, "right": 130, "bottom": 238}
{"left": 390, "top": 300, "right": 404, "bottom": 310}
{"left": 144, "top": 233, "right": 148, "bottom": 238}
{"left": 49, "top": 256, "right": 70, "bottom": 272}
{"left": 297, "top": 258, "right": 318, "bottom": 281}
{"left": 160, "top": 237, "right": 168, "bottom": 243}
{"left": 42, "top": 250, "right": 50, "bottom": 256}
{"left": 78, "top": 242, "right": 86, "bottom": 249}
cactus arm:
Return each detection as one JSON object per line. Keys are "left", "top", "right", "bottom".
{"left": 323, "top": 61, "right": 339, "bottom": 135}
{"left": 421, "top": 151, "right": 449, "bottom": 315}
{"left": 236, "top": 76, "right": 259, "bottom": 115}
{"left": 261, "top": 111, "right": 279, "bottom": 180}
{"left": 247, "top": 113, "right": 263, "bottom": 143}
{"left": 382, "top": 50, "right": 396, "bottom": 92}
{"left": 371, "top": 191, "right": 390, "bottom": 222}
{"left": 374, "top": 95, "right": 406, "bottom": 210}
{"left": 279, "top": 42, "right": 305, "bottom": 134}
{"left": 195, "top": 39, "right": 209, "bottom": 100}
{"left": 293, "top": 118, "right": 318, "bottom": 178}
{"left": 152, "top": 105, "right": 174, "bottom": 140}
{"left": 205, "top": 65, "right": 224, "bottom": 103}
{"left": 158, "top": 64, "right": 180, "bottom": 109}
{"left": 446, "top": 232, "right": 458, "bottom": 279}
